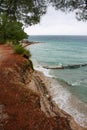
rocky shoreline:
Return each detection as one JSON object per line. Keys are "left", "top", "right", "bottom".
{"left": 28, "top": 70, "right": 87, "bottom": 130}
{"left": 0, "top": 45, "right": 86, "bottom": 130}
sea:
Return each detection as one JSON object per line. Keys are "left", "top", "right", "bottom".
{"left": 27, "top": 35, "right": 87, "bottom": 128}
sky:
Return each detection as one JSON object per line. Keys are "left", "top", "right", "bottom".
{"left": 24, "top": 6, "right": 87, "bottom": 36}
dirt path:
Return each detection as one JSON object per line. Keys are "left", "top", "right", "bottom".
{"left": 0, "top": 45, "right": 13, "bottom": 62}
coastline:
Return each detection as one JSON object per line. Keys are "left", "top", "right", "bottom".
{"left": 21, "top": 41, "right": 42, "bottom": 47}
{"left": 28, "top": 69, "right": 87, "bottom": 130}
{"left": 26, "top": 42, "right": 87, "bottom": 129}
{"left": 0, "top": 44, "right": 86, "bottom": 130}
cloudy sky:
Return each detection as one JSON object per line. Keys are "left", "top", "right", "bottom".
{"left": 24, "top": 6, "right": 87, "bottom": 35}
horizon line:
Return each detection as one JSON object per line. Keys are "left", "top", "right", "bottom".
{"left": 28, "top": 34, "right": 87, "bottom": 36}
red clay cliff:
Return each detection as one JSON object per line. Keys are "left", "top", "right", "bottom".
{"left": 0, "top": 45, "right": 86, "bottom": 130}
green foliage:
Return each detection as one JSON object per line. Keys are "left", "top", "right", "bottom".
{"left": 0, "top": 1, "right": 86, "bottom": 45}
{"left": 14, "top": 45, "right": 25, "bottom": 54}
{"left": 0, "top": 0, "right": 47, "bottom": 26}
{"left": 0, "top": 13, "right": 27, "bottom": 44}
{"left": 49, "top": 0, "right": 87, "bottom": 21}
{"left": 14, "top": 44, "right": 31, "bottom": 59}
{"left": 23, "top": 49, "right": 31, "bottom": 59}
{"left": 0, "top": 0, "right": 87, "bottom": 27}
{"left": 0, "top": 0, "right": 87, "bottom": 24}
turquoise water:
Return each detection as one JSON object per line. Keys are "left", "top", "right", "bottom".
{"left": 28, "top": 35, "right": 87, "bottom": 127}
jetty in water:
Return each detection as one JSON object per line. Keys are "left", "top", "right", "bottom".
{"left": 43, "top": 63, "right": 87, "bottom": 69}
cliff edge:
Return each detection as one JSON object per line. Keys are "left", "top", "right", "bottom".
{"left": 0, "top": 45, "right": 86, "bottom": 130}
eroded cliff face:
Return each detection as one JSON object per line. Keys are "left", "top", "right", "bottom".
{"left": 0, "top": 45, "right": 80, "bottom": 130}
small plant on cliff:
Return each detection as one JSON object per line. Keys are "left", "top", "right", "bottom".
{"left": 14, "top": 44, "right": 31, "bottom": 59}
{"left": 23, "top": 49, "right": 31, "bottom": 59}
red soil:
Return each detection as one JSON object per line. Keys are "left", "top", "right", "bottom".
{"left": 0, "top": 45, "right": 72, "bottom": 130}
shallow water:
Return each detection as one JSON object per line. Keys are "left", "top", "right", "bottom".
{"left": 28, "top": 35, "right": 87, "bottom": 127}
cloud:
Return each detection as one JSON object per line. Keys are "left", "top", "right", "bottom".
{"left": 24, "top": 6, "right": 87, "bottom": 35}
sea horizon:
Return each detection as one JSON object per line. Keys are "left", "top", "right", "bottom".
{"left": 29, "top": 34, "right": 87, "bottom": 36}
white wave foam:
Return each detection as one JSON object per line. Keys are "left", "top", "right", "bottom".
{"left": 31, "top": 58, "right": 53, "bottom": 77}
{"left": 49, "top": 80, "right": 87, "bottom": 128}
{"left": 72, "top": 81, "right": 81, "bottom": 86}
{"left": 31, "top": 58, "right": 87, "bottom": 128}
{"left": 34, "top": 65, "right": 53, "bottom": 77}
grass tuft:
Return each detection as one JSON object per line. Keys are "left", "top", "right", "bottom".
{"left": 14, "top": 44, "right": 31, "bottom": 59}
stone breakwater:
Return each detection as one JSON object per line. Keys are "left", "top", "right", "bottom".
{"left": 43, "top": 63, "right": 87, "bottom": 69}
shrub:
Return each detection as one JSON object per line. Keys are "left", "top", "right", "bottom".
{"left": 14, "top": 45, "right": 25, "bottom": 54}
{"left": 23, "top": 49, "right": 31, "bottom": 59}
{"left": 0, "top": 13, "right": 27, "bottom": 44}
{"left": 14, "top": 45, "right": 31, "bottom": 59}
